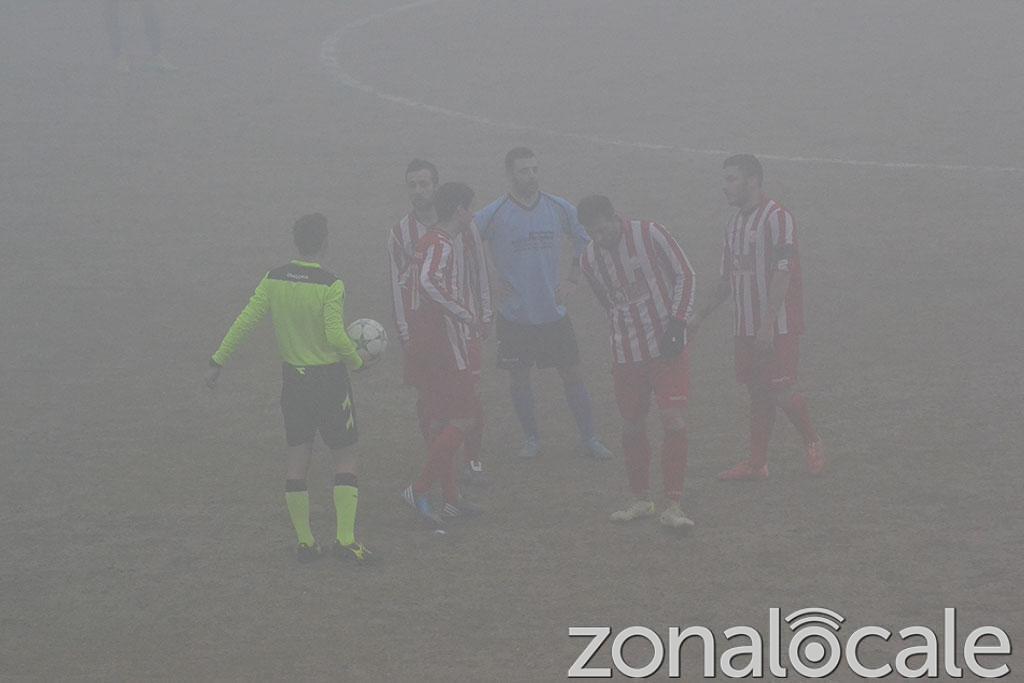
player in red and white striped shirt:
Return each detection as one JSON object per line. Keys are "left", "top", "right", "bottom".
{"left": 388, "top": 160, "right": 436, "bottom": 434}
{"left": 401, "top": 183, "right": 485, "bottom": 524}
{"left": 578, "top": 195, "right": 696, "bottom": 529}
{"left": 691, "top": 155, "right": 824, "bottom": 480}
{"left": 387, "top": 160, "right": 491, "bottom": 485}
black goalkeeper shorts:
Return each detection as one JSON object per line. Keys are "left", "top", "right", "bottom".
{"left": 495, "top": 313, "right": 580, "bottom": 370}
{"left": 281, "top": 362, "right": 357, "bottom": 449}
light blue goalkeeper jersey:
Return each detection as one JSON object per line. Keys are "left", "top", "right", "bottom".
{"left": 475, "top": 192, "right": 591, "bottom": 325}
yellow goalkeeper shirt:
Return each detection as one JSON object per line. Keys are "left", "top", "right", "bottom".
{"left": 211, "top": 260, "right": 363, "bottom": 370}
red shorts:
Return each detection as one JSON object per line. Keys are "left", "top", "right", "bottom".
{"left": 612, "top": 348, "right": 690, "bottom": 422}
{"left": 403, "top": 339, "right": 480, "bottom": 385}
{"left": 734, "top": 334, "right": 799, "bottom": 387}
{"left": 419, "top": 366, "right": 479, "bottom": 421}
{"left": 409, "top": 337, "right": 482, "bottom": 421}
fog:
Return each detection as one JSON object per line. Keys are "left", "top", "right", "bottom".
{"left": 2, "top": 1, "right": 1022, "bottom": 679}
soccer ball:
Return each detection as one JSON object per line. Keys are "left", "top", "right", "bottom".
{"left": 347, "top": 318, "right": 388, "bottom": 365}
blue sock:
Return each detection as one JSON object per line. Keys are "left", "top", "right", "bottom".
{"left": 510, "top": 382, "right": 539, "bottom": 441}
{"left": 564, "top": 381, "right": 596, "bottom": 441}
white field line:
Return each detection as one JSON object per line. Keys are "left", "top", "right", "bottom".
{"left": 320, "top": 0, "right": 1023, "bottom": 174}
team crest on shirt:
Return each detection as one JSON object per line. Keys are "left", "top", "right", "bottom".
{"left": 511, "top": 230, "right": 556, "bottom": 254}
{"left": 608, "top": 278, "right": 652, "bottom": 307}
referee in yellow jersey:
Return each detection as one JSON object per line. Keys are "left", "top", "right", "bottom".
{"left": 205, "top": 214, "right": 371, "bottom": 563}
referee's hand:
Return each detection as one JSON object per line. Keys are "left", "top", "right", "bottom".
{"left": 353, "top": 348, "right": 372, "bottom": 372}
{"left": 205, "top": 365, "right": 221, "bottom": 388}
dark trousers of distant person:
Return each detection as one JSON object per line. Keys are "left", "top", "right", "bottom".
{"left": 104, "top": 0, "right": 162, "bottom": 58}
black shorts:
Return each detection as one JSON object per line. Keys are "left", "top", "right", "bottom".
{"left": 281, "top": 362, "right": 357, "bottom": 449}
{"left": 495, "top": 314, "right": 580, "bottom": 370}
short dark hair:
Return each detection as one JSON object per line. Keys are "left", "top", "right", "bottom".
{"left": 434, "top": 182, "right": 474, "bottom": 223}
{"left": 405, "top": 158, "right": 439, "bottom": 185}
{"left": 292, "top": 213, "right": 328, "bottom": 255}
{"left": 576, "top": 195, "right": 616, "bottom": 228}
{"left": 723, "top": 154, "right": 763, "bottom": 184}
{"left": 504, "top": 146, "right": 535, "bottom": 172}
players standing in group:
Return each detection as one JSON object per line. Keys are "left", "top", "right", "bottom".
{"left": 476, "top": 148, "right": 612, "bottom": 460}
{"left": 577, "top": 195, "right": 697, "bottom": 528}
{"left": 205, "top": 214, "right": 372, "bottom": 562}
{"left": 387, "top": 160, "right": 492, "bottom": 486}
{"left": 401, "top": 183, "right": 486, "bottom": 525}
{"left": 690, "top": 155, "right": 825, "bottom": 480}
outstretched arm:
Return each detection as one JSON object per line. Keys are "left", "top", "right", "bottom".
{"left": 690, "top": 232, "right": 732, "bottom": 336}
{"left": 206, "top": 277, "right": 271, "bottom": 386}
{"left": 689, "top": 275, "right": 730, "bottom": 336}
{"left": 650, "top": 223, "right": 695, "bottom": 322}
{"left": 207, "top": 276, "right": 271, "bottom": 381}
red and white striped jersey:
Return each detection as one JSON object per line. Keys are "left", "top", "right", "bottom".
{"left": 580, "top": 217, "right": 696, "bottom": 364}
{"left": 388, "top": 214, "right": 491, "bottom": 343}
{"left": 387, "top": 213, "right": 430, "bottom": 343}
{"left": 721, "top": 194, "right": 804, "bottom": 337}
{"left": 456, "top": 224, "right": 492, "bottom": 329}
{"left": 412, "top": 229, "right": 477, "bottom": 371}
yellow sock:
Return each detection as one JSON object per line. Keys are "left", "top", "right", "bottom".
{"left": 333, "top": 485, "right": 358, "bottom": 546}
{"left": 285, "top": 490, "right": 315, "bottom": 547}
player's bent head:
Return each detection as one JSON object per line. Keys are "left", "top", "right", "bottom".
{"left": 405, "top": 158, "right": 439, "bottom": 186}
{"left": 434, "top": 182, "right": 474, "bottom": 224}
{"left": 293, "top": 213, "right": 328, "bottom": 257}
{"left": 577, "top": 194, "right": 621, "bottom": 248}
{"left": 576, "top": 194, "right": 616, "bottom": 228}
{"left": 723, "top": 154, "right": 763, "bottom": 185}
{"left": 504, "top": 146, "right": 535, "bottom": 173}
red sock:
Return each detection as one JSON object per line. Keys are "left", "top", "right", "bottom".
{"left": 662, "top": 428, "right": 688, "bottom": 503}
{"left": 414, "top": 424, "right": 465, "bottom": 496}
{"left": 441, "top": 451, "right": 460, "bottom": 505}
{"left": 462, "top": 403, "right": 484, "bottom": 465}
{"left": 780, "top": 392, "right": 819, "bottom": 446}
{"left": 750, "top": 393, "right": 776, "bottom": 467}
{"left": 622, "top": 431, "right": 651, "bottom": 497}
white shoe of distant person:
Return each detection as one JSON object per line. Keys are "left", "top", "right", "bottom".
{"left": 610, "top": 500, "right": 655, "bottom": 522}
{"left": 659, "top": 503, "right": 695, "bottom": 530}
